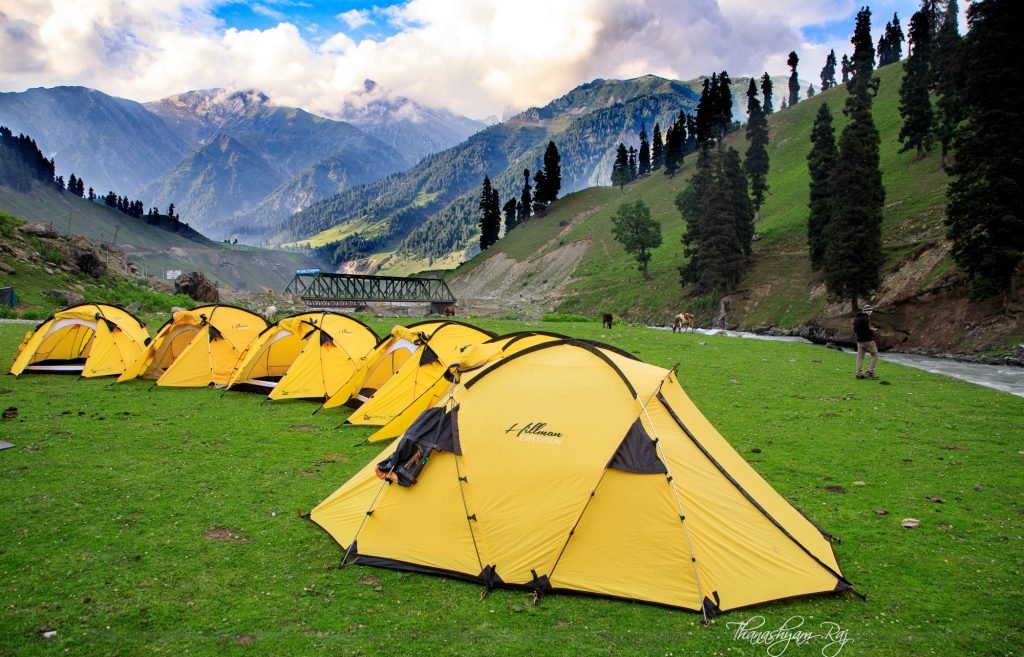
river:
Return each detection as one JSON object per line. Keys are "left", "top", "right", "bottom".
{"left": 681, "top": 327, "right": 1024, "bottom": 398}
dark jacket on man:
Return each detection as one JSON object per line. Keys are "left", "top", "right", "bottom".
{"left": 853, "top": 312, "right": 874, "bottom": 342}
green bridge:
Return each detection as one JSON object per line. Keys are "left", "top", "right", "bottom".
{"left": 283, "top": 270, "right": 456, "bottom": 312}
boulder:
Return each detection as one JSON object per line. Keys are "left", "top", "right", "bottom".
{"left": 0, "top": 261, "right": 14, "bottom": 275}
{"left": 41, "top": 289, "right": 86, "bottom": 307}
{"left": 174, "top": 271, "right": 219, "bottom": 303}
{"left": 55, "top": 236, "right": 108, "bottom": 278}
{"left": 19, "top": 223, "right": 59, "bottom": 238}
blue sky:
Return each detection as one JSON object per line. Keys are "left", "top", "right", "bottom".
{"left": 1, "top": 0, "right": 950, "bottom": 119}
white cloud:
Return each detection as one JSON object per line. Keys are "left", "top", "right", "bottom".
{"left": 337, "top": 9, "right": 372, "bottom": 30}
{"left": 0, "top": 0, "right": 918, "bottom": 118}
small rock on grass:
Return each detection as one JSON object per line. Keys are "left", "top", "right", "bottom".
{"left": 901, "top": 518, "right": 921, "bottom": 529}
{"left": 873, "top": 509, "right": 888, "bottom": 515}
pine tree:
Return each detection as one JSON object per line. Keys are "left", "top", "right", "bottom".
{"left": 543, "top": 141, "right": 561, "bottom": 202}
{"left": 807, "top": 84, "right": 816, "bottom": 98}
{"left": 503, "top": 197, "right": 519, "bottom": 234}
{"left": 637, "top": 124, "right": 651, "bottom": 177}
{"left": 677, "top": 147, "right": 754, "bottom": 295}
{"left": 75, "top": 176, "right": 85, "bottom": 197}
{"left": 651, "top": 123, "right": 664, "bottom": 170}
{"left": 611, "top": 143, "right": 630, "bottom": 189}
{"left": 68, "top": 174, "right": 78, "bottom": 194}
{"left": 55, "top": 175, "right": 65, "bottom": 191}
{"left": 760, "top": 72, "right": 774, "bottom": 114}
{"left": 898, "top": 8, "right": 934, "bottom": 159}
{"left": 887, "top": 12, "right": 905, "bottom": 63}
{"left": 826, "top": 6, "right": 885, "bottom": 311}
{"left": 88, "top": 187, "right": 95, "bottom": 201}
{"left": 518, "top": 169, "right": 532, "bottom": 223}
{"left": 744, "top": 79, "right": 771, "bottom": 222}
{"left": 628, "top": 146, "right": 637, "bottom": 181}
{"left": 841, "top": 54, "right": 852, "bottom": 83}
{"left": 663, "top": 113, "right": 687, "bottom": 176}
{"left": 714, "top": 72, "right": 733, "bottom": 141}
{"left": 532, "top": 169, "right": 548, "bottom": 215}
{"left": 807, "top": 103, "right": 838, "bottom": 271}
{"left": 695, "top": 76, "right": 713, "bottom": 145}
{"left": 611, "top": 199, "right": 662, "bottom": 279}
{"left": 167, "top": 203, "right": 176, "bottom": 217}
{"left": 821, "top": 50, "right": 838, "bottom": 90}
{"left": 478, "top": 176, "right": 500, "bottom": 250}
{"left": 781, "top": 96, "right": 788, "bottom": 111}
{"left": 787, "top": 51, "right": 801, "bottom": 107}
{"left": 932, "top": 0, "right": 964, "bottom": 169}
{"left": 946, "top": 0, "right": 1023, "bottom": 300}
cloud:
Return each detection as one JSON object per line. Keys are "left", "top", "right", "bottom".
{"left": 0, "top": 0, "right": 915, "bottom": 118}
{"left": 337, "top": 9, "right": 373, "bottom": 30}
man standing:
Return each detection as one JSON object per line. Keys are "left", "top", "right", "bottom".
{"left": 853, "top": 305, "right": 879, "bottom": 379}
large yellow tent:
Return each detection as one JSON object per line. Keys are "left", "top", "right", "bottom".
{"left": 226, "top": 311, "right": 378, "bottom": 401}
{"left": 8, "top": 303, "right": 149, "bottom": 378}
{"left": 118, "top": 305, "right": 266, "bottom": 387}
{"left": 342, "top": 321, "right": 495, "bottom": 427}
{"left": 311, "top": 340, "right": 851, "bottom": 616}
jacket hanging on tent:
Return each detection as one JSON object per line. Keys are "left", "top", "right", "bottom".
{"left": 310, "top": 340, "right": 852, "bottom": 616}
{"left": 9, "top": 303, "right": 148, "bottom": 377}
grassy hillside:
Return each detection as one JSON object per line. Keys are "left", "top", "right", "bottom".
{"left": 1, "top": 318, "right": 1021, "bottom": 655}
{"left": 449, "top": 63, "right": 1021, "bottom": 351}
{"left": 0, "top": 183, "right": 319, "bottom": 292}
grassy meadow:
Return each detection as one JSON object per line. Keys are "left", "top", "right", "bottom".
{"left": 1, "top": 316, "right": 1021, "bottom": 656}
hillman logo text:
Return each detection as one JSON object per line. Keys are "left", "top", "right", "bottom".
{"left": 504, "top": 422, "right": 563, "bottom": 445}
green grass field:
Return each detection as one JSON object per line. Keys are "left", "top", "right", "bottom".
{"left": 1, "top": 317, "right": 1021, "bottom": 656}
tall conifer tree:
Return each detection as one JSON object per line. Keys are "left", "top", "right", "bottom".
{"left": 637, "top": 124, "right": 651, "bottom": 176}
{"left": 807, "top": 103, "right": 838, "bottom": 271}
{"left": 826, "top": 7, "right": 885, "bottom": 311}
{"left": 651, "top": 123, "right": 664, "bottom": 170}
{"left": 518, "top": 169, "right": 532, "bottom": 224}
{"left": 946, "top": 0, "right": 1023, "bottom": 300}
{"left": 760, "top": 73, "right": 774, "bottom": 114}
{"left": 898, "top": 9, "right": 934, "bottom": 159}
{"left": 744, "top": 78, "right": 770, "bottom": 221}
{"left": 820, "top": 50, "right": 838, "bottom": 90}
{"left": 611, "top": 143, "right": 631, "bottom": 189}
{"left": 787, "top": 51, "right": 801, "bottom": 107}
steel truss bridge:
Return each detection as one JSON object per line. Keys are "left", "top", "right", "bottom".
{"left": 283, "top": 270, "right": 455, "bottom": 312}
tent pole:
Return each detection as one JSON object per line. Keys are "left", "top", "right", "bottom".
{"left": 639, "top": 385, "right": 711, "bottom": 624}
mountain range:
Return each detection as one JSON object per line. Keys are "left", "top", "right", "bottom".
{"left": 0, "top": 84, "right": 483, "bottom": 241}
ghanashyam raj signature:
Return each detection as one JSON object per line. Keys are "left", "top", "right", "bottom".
{"left": 726, "top": 615, "right": 853, "bottom": 657}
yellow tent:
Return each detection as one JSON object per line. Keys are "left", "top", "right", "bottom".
{"left": 118, "top": 305, "right": 266, "bottom": 387}
{"left": 8, "top": 303, "right": 149, "bottom": 377}
{"left": 366, "top": 331, "right": 576, "bottom": 443}
{"left": 225, "top": 312, "right": 378, "bottom": 401}
{"left": 343, "top": 321, "right": 495, "bottom": 427}
{"left": 311, "top": 339, "right": 852, "bottom": 616}
{"left": 319, "top": 320, "right": 448, "bottom": 411}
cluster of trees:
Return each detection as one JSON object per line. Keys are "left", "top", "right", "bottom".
{"left": 807, "top": 7, "right": 886, "bottom": 311}
{"left": 877, "top": 13, "right": 906, "bottom": 66}
{"left": 610, "top": 68, "right": 771, "bottom": 294}
{"left": 478, "top": 141, "right": 562, "bottom": 251}
{"left": 0, "top": 126, "right": 56, "bottom": 192}
{"left": 942, "top": 0, "right": 1021, "bottom": 299}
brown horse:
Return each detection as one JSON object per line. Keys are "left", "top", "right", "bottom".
{"left": 602, "top": 313, "right": 613, "bottom": 329}
{"left": 672, "top": 312, "right": 695, "bottom": 332}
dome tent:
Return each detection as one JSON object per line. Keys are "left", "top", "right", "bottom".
{"left": 310, "top": 340, "right": 852, "bottom": 617}
{"left": 226, "top": 311, "right": 378, "bottom": 401}
{"left": 9, "top": 303, "right": 148, "bottom": 378}
{"left": 118, "top": 305, "right": 267, "bottom": 387}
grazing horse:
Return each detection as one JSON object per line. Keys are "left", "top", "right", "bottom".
{"left": 602, "top": 313, "right": 613, "bottom": 329}
{"left": 443, "top": 304, "right": 456, "bottom": 317}
{"left": 672, "top": 312, "right": 695, "bottom": 332}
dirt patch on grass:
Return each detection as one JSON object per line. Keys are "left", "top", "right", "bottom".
{"left": 204, "top": 527, "right": 250, "bottom": 543}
